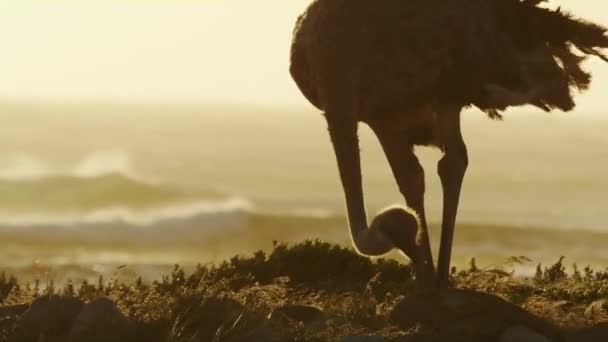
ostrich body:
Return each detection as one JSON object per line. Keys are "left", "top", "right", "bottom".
{"left": 289, "top": 0, "right": 608, "bottom": 289}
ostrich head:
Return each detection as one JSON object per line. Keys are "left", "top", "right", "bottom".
{"left": 369, "top": 206, "right": 420, "bottom": 262}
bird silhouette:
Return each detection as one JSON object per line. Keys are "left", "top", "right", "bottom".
{"left": 289, "top": 0, "right": 608, "bottom": 289}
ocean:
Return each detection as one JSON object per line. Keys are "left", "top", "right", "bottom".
{"left": 1, "top": 101, "right": 607, "bottom": 284}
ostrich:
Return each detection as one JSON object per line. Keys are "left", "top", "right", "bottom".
{"left": 289, "top": 0, "right": 608, "bottom": 289}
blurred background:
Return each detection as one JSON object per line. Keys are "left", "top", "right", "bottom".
{"left": 0, "top": 0, "right": 607, "bottom": 284}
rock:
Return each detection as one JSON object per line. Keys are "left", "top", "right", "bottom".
{"left": 170, "top": 297, "right": 244, "bottom": 341}
{"left": 68, "top": 297, "right": 129, "bottom": 341}
{"left": 584, "top": 299, "right": 608, "bottom": 321}
{"left": 499, "top": 325, "right": 551, "bottom": 342}
{"left": 241, "top": 325, "right": 283, "bottom": 342}
{"left": 339, "top": 335, "right": 385, "bottom": 342}
{"left": 269, "top": 304, "right": 325, "bottom": 326}
{"left": 390, "top": 289, "right": 562, "bottom": 341}
{"left": 566, "top": 323, "right": 608, "bottom": 342}
{"left": 17, "top": 295, "right": 83, "bottom": 338}
{"left": 241, "top": 305, "right": 324, "bottom": 342}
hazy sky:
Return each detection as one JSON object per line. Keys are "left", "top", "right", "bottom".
{"left": 0, "top": 0, "right": 607, "bottom": 110}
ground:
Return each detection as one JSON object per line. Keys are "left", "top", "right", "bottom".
{"left": 1, "top": 241, "right": 608, "bottom": 341}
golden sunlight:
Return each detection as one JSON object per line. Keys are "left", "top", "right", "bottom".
{"left": 0, "top": 0, "right": 605, "bottom": 111}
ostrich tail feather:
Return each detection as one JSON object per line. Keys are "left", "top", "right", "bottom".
{"left": 484, "top": 0, "right": 608, "bottom": 114}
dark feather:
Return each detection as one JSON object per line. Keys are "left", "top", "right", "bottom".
{"left": 290, "top": 0, "right": 608, "bottom": 118}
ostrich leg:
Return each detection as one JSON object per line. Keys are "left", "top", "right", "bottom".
{"left": 436, "top": 105, "right": 468, "bottom": 289}
{"left": 326, "top": 115, "right": 395, "bottom": 256}
{"left": 371, "top": 125, "right": 435, "bottom": 288}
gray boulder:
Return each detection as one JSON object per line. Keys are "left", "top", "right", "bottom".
{"left": 499, "top": 325, "right": 551, "bottom": 342}
{"left": 340, "top": 335, "right": 385, "bottom": 342}
{"left": 17, "top": 295, "right": 83, "bottom": 339}
{"left": 269, "top": 304, "right": 325, "bottom": 326}
{"left": 68, "top": 297, "right": 129, "bottom": 341}
{"left": 390, "top": 289, "right": 562, "bottom": 341}
{"left": 566, "top": 323, "right": 608, "bottom": 342}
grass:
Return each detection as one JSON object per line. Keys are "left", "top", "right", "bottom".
{"left": 1, "top": 240, "right": 608, "bottom": 341}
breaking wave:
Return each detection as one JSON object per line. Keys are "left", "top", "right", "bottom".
{"left": 0, "top": 151, "right": 206, "bottom": 211}
{"left": 0, "top": 195, "right": 344, "bottom": 253}
{"left": 0, "top": 172, "right": 216, "bottom": 212}
{"left": 0, "top": 151, "right": 136, "bottom": 180}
